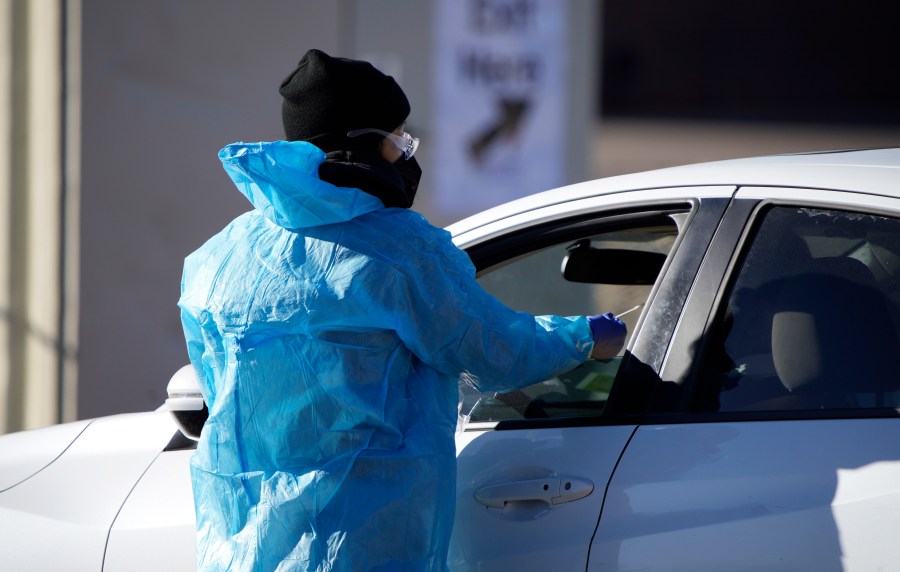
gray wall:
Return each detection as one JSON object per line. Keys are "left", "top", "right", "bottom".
{"left": 79, "top": 1, "right": 345, "bottom": 418}
{"left": 77, "top": 0, "right": 596, "bottom": 419}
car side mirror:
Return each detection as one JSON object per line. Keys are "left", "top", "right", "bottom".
{"left": 165, "top": 365, "right": 208, "bottom": 441}
{"left": 561, "top": 240, "right": 666, "bottom": 285}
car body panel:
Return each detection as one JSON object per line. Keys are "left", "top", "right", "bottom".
{"left": 736, "top": 185, "right": 900, "bottom": 212}
{"left": 104, "top": 449, "right": 197, "bottom": 571}
{"left": 0, "top": 411, "right": 176, "bottom": 571}
{"left": 450, "top": 425, "right": 636, "bottom": 571}
{"left": 0, "top": 419, "right": 92, "bottom": 492}
{"left": 589, "top": 420, "right": 900, "bottom": 572}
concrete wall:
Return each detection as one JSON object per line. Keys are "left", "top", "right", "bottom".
{"left": 78, "top": 0, "right": 597, "bottom": 420}
{"left": 0, "top": 0, "right": 596, "bottom": 428}
{"left": 78, "top": 1, "right": 346, "bottom": 418}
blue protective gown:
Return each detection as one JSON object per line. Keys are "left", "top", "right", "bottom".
{"left": 179, "top": 140, "right": 594, "bottom": 571}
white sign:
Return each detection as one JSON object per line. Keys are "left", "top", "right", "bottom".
{"left": 432, "top": 0, "right": 569, "bottom": 220}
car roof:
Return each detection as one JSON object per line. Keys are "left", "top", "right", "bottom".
{"left": 447, "top": 148, "right": 900, "bottom": 238}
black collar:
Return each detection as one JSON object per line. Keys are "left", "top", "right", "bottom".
{"left": 318, "top": 150, "right": 413, "bottom": 209}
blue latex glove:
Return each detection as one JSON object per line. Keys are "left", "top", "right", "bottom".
{"left": 587, "top": 312, "right": 627, "bottom": 359}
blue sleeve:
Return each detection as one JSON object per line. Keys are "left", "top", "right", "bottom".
{"left": 390, "top": 222, "right": 593, "bottom": 394}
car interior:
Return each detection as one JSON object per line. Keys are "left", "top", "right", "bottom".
{"left": 707, "top": 206, "right": 900, "bottom": 413}
{"left": 463, "top": 217, "right": 680, "bottom": 423}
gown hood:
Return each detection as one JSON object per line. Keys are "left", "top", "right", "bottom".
{"left": 218, "top": 140, "right": 384, "bottom": 230}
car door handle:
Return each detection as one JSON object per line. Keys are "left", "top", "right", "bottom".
{"left": 475, "top": 477, "right": 593, "bottom": 508}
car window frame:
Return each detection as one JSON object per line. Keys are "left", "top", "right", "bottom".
{"left": 661, "top": 187, "right": 900, "bottom": 424}
{"left": 460, "top": 195, "right": 732, "bottom": 429}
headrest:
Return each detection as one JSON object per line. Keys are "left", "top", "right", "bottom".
{"left": 771, "top": 256, "right": 900, "bottom": 396}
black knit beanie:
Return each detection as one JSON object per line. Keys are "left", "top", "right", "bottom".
{"left": 279, "top": 49, "right": 411, "bottom": 152}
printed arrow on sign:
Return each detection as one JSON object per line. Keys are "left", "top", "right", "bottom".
{"left": 469, "top": 97, "right": 531, "bottom": 163}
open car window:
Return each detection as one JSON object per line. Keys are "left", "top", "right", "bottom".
{"left": 461, "top": 215, "right": 681, "bottom": 424}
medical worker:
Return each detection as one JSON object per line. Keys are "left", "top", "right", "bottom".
{"left": 179, "top": 49, "right": 626, "bottom": 571}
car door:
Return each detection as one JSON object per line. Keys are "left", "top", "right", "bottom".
{"left": 104, "top": 434, "right": 197, "bottom": 571}
{"left": 449, "top": 187, "right": 733, "bottom": 571}
{"left": 590, "top": 188, "right": 900, "bottom": 571}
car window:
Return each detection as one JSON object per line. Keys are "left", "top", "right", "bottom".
{"left": 696, "top": 206, "right": 900, "bottom": 413}
{"left": 462, "top": 218, "right": 680, "bottom": 423}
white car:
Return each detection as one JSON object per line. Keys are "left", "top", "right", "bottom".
{"left": 3, "top": 148, "right": 900, "bottom": 571}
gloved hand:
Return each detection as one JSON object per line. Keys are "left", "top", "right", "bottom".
{"left": 587, "top": 312, "right": 627, "bottom": 360}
